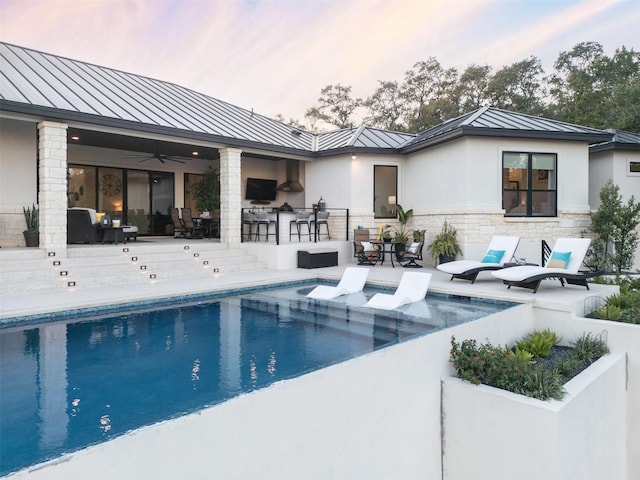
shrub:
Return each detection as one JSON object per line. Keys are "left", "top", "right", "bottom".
{"left": 570, "top": 333, "right": 609, "bottom": 365}
{"left": 450, "top": 336, "right": 563, "bottom": 401}
{"left": 450, "top": 330, "right": 609, "bottom": 402}
{"left": 515, "top": 329, "right": 560, "bottom": 358}
{"left": 592, "top": 304, "right": 624, "bottom": 321}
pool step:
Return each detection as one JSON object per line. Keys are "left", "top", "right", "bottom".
{"left": 240, "top": 295, "right": 433, "bottom": 342}
{"left": 0, "top": 243, "right": 266, "bottom": 294}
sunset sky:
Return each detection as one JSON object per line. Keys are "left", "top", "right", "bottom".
{"left": 1, "top": 0, "right": 638, "bottom": 124}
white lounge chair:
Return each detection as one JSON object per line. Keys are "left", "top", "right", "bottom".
{"left": 363, "top": 272, "right": 432, "bottom": 310}
{"left": 306, "top": 267, "right": 370, "bottom": 300}
{"left": 491, "top": 237, "right": 593, "bottom": 293}
{"left": 437, "top": 236, "right": 520, "bottom": 283}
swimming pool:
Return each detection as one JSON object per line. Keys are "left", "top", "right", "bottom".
{"left": 0, "top": 282, "right": 515, "bottom": 475}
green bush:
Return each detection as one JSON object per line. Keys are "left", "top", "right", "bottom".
{"left": 570, "top": 333, "right": 609, "bottom": 365}
{"left": 515, "top": 329, "right": 560, "bottom": 358}
{"left": 450, "top": 330, "right": 609, "bottom": 401}
{"left": 450, "top": 336, "right": 564, "bottom": 401}
{"left": 592, "top": 304, "right": 624, "bottom": 321}
{"left": 591, "top": 281, "right": 640, "bottom": 324}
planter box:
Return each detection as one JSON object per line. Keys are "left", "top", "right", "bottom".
{"left": 442, "top": 354, "right": 627, "bottom": 480}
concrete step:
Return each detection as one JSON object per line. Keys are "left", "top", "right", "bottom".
{"left": 0, "top": 243, "right": 266, "bottom": 294}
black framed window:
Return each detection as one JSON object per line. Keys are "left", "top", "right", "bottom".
{"left": 374, "top": 165, "right": 397, "bottom": 218}
{"left": 503, "top": 152, "right": 557, "bottom": 217}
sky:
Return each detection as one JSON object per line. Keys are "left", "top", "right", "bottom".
{"left": 1, "top": 0, "right": 639, "bottom": 125}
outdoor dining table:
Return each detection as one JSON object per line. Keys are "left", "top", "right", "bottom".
{"left": 370, "top": 240, "right": 402, "bottom": 267}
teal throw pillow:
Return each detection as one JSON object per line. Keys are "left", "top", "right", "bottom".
{"left": 481, "top": 249, "right": 505, "bottom": 264}
{"left": 547, "top": 251, "right": 571, "bottom": 269}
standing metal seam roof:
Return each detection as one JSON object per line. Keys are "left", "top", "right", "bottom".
{"left": 590, "top": 129, "right": 640, "bottom": 152}
{"left": 0, "top": 42, "right": 315, "bottom": 152}
{"left": 316, "top": 126, "right": 414, "bottom": 151}
{"left": 1, "top": 42, "right": 614, "bottom": 157}
{"left": 403, "top": 106, "right": 612, "bottom": 150}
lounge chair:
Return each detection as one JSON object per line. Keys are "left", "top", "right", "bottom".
{"left": 306, "top": 267, "right": 370, "bottom": 300}
{"left": 363, "top": 272, "right": 432, "bottom": 310}
{"left": 436, "top": 236, "right": 520, "bottom": 283}
{"left": 491, "top": 237, "right": 592, "bottom": 293}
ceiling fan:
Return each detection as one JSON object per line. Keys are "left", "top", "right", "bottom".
{"left": 123, "top": 152, "right": 186, "bottom": 164}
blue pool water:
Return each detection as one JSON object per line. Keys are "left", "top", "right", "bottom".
{"left": 0, "top": 283, "right": 514, "bottom": 475}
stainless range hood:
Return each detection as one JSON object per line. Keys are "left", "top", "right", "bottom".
{"left": 275, "top": 159, "right": 304, "bottom": 192}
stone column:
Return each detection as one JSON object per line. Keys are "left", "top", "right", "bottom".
{"left": 37, "top": 121, "right": 68, "bottom": 252}
{"left": 219, "top": 147, "right": 242, "bottom": 245}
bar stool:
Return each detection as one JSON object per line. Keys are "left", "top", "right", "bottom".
{"left": 254, "top": 212, "right": 276, "bottom": 242}
{"left": 310, "top": 211, "right": 330, "bottom": 240}
{"left": 242, "top": 211, "right": 256, "bottom": 241}
{"left": 289, "top": 211, "right": 311, "bottom": 241}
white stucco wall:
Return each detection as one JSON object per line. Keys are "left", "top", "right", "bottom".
{"left": 443, "top": 353, "right": 627, "bottom": 480}
{"left": 405, "top": 136, "right": 591, "bottom": 215}
{"left": 588, "top": 149, "right": 640, "bottom": 269}
{"left": 305, "top": 154, "right": 353, "bottom": 212}
{"left": 0, "top": 117, "right": 38, "bottom": 246}
{"left": 589, "top": 149, "right": 640, "bottom": 208}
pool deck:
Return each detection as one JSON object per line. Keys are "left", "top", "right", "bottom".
{"left": 0, "top": 258, "right": 618, "bottom": 321}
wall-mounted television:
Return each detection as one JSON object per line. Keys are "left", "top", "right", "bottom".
{"left": 245, "top": 178, "right": 277, "bottom": 201}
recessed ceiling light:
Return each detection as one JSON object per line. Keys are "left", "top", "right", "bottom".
{"left": 192, "top": 151, "right": 199, "bottom": 156}
{"left": 71, "top": 136, "right": 80, "bottom": 141}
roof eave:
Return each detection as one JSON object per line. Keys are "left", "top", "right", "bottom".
{"left": 0, "top": 101, "right": 316, "bottom": 158}
{"left": 590, "top": 142, "right": 640, "bottom": 153}
{"left": 401, "top": 126, "right": 612, "bottom": 154}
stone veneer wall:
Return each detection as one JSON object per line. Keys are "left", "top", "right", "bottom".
{"left": 37, "top": 121, "right": 68, "bottom": 251}
{"left": 417, "top": 211, "right": 593, "bottom": 266}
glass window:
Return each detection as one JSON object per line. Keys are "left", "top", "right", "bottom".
{"left": 630, "top": 161, "right": 640, "bottom": 173}
{"left": 67, "top": 165, "right": 96, "bottom": 208}
{"left": 98, "top": 168, "right": 125, "bottom": 221}
{"left": 374, "top": 165, "right": 397, "bottom": 218}
{"left": 503, "top": 152, "right": 557, "bottom": 217}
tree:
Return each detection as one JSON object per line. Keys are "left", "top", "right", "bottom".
{"left": 456, "top": 64, "right": 492, "bottom": 112}
{"left": 546, "top": 42, "right": 640, "bottom": 130}
{"left": 590, "top": 180, "right": 640, "bottom": 274}
{"left": 486, "top": 56, "right": 545, "bottom": 114}
{"left": 363, "top": 80, "right": 407, "bottom": 131}
{"left": 400, "top": 58, "right": 459, "bottom": 131}
{"left": 304, "top": 84, "right": 361, "bottom": 129}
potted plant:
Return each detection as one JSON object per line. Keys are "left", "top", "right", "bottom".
{"left": 392, "top": 204, "right": 414, "bottom": 260}
{"left": 192, "top": 167, "right": 221, "bottom": 214}
{"left": 427, "top": 220, "right": 461, "bottom": 264}
{"left": 23, "top": 204, "right": 39, "bottom": 247}
{"left": 382, "top": 225, "right": 393, "bottom": 242}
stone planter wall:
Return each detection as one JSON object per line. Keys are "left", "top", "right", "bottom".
{"left": 442, "top": 353, "right": 627, "bottom": 480}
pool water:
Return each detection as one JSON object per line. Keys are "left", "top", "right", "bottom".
{"left": 0, "top": 284, "right": 513, "bottom": 475}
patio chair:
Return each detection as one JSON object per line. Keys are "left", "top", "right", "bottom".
{"left": 306, "top": 267, "right": 370, "bottom": 300}
{"left": 363, "top": 272, "right": 432, "bottom": 310}
{"left": 170, "top": 208, "right": 186, "bottom": 238}
{"left": 398, "top": 229, "right": 425, "bottom": 268}
{"left": 67, "top": 207, "right": 100, "bottom": 244}
{"left": 491, "top": 237, "right": 593, "bottom": 293}
{"left": 353, "top": 229, "right": 379, "bottom": 265}
{"left": 437, "top": 236, "right": 521, "bottom": 283}
{"left": 181, "top": 208, "right": 206, "bottom": 239}
{"left": 359, "top": 242, "right": 382, "bottom": 266}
